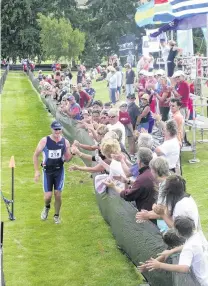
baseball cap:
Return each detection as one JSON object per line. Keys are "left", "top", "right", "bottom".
{"left": 51, "top": 121, "right": 62, "bottom": 130}
{"left": 127, "top": 93, "right": 136, "bottom": 99}
{"left": 67, "top": 95, "right": 75, "bottom": 101}
{"left": 172, "top": 70, "right": 185, "bottom": 78}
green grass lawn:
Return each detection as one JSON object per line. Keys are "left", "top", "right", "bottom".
{"left": 1, "top": 72, "right": 142, "bottom": 286}
{"left": 1, "top": 71, "right": 208, "bottom": 286}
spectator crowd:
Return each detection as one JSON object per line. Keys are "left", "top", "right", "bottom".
{"left": 36, "top": 57, "right": 208, "bottom": 286}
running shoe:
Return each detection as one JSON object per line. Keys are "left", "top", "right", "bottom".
{"left": 41, "top": 207, "right": 50, "bottom": 220}
{"left": 54, "top": 215, "right": 61, "bottom": 224}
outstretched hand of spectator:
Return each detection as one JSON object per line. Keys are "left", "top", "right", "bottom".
{"left": 145, "top": 258, "right": 161, "bottom": 272}
{"left": 71, "top": 145, "right": 80, "bottom": 155}
{"left": 152, "top": 204, "right": 167, "bottom": 216}
{"left": 113, "top": 175, "right": 127, "bottom": 183}
{"left": 135, "top": 210, "right": 149, "bottom": 222}
{"left": 152, "top": 113, "right": 162, "bottom": 122}
{"left": 140, "top": 128, "right": 148, "bottom": 133}
{"left": 104, "top": 178, "right": 115, "bottom": 188}
{"left": 68, "top": 165, "right": 79, "bottom": 171}
{"left": 73, "top": 140, "right": 80, "bottom": 147}
{"left": 111, "top": 153, "right": 126, "bottom": 162}
{"left": 137, "top": 262, "right": 148, "bottom": 273}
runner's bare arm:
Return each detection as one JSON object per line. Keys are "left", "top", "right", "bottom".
{"left": 64, "top": 139, "right": 73, "bottom": 162}
{"left": 33, "top": 137, "right": 46, "bottom": 182}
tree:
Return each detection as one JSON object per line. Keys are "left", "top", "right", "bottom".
{"left": 37, "top": 14, "right": 85, "bottom": 61}
{"left": 1, "top": 0, "right": 79, "bottom": 61}
{"left": 78, "top": 0, "right": 144, "bottom": 62}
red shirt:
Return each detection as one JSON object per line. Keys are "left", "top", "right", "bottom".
{"left": 176, "top": 80, "right": 190, "bottom": 108}
{"left": 55, "top": 63, "right": 61, "bottom": 71}
{"left": 188, "top": 97, "right": 193, "bottom": 113}
{"left": 159, "top": 86, "right": 171, "bottom": 108}
{"left": 190, "top": 82, "right": 195, "bottom": 94}
{"left": 119, "top": 111, "right": 131, "bottom": 125}
{"left": 79, "top": 90, "right": 91, "bottom": 108}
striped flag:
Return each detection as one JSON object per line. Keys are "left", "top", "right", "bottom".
{"left": 153, "top": 0, "right": 175, "bottom": 23}
{"left": 170, "top": 0, "right": 208, "bottom": 20}
{"left": 135, "top": 0, "right": 156, "bottom": 27}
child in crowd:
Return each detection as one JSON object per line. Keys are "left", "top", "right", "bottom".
{"left": 139, "top": 216, "right": 208, "bottom": 286}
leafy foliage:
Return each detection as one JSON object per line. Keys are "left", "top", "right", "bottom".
{"left": 37, "top": 14, "right": 85, "bottom": 61}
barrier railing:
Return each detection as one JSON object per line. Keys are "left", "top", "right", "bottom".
{"left": 0, "top": 66, "right": 9, "bottom": 93}
{"left": 95, "top": 185, "right": 200, "bottom": 286}
{"left": 27, "top": 70, "right": 94, "bottom": 166}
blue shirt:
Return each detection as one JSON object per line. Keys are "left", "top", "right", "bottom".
{"left": 85, "top": 88, "right": 95, "bottom": 97}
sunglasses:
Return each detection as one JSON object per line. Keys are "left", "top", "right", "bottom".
{"left": 54, "top": 128, "right": 62, "bottom": 131}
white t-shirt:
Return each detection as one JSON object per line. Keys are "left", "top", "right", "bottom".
{"left": 172, "top": 196, "right": 199, "bottom": 228}
{"left": 179, "top": 232, "right": 208, "bottom": 286}
{"left": 116, "top": 71, "right": 122, "bottom": 87}
{"left": 107, "top": 122, "right": 126, "bottom": 145}
{"left": 158, "top": 137, "right": 180, "bottom": 169}
{"left": 109, "top": 159, "right": 126, "bottom": 189}
{"left": 109, "top": 73, "right": 117, "bottom": 89}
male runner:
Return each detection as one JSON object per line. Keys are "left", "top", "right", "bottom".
{"left": 33, "top": 121, "right": 73, "bottom": 223}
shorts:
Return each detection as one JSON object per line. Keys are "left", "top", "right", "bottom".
{"left": 43, "top": 167, "right": 65, "bottom": 192}
{"left": 125, "top": 125, "right": 133, "bottom": 137}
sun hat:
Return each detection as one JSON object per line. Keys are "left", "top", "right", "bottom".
{"left": 172, "top": 70, "right": 185, "bottom": 78}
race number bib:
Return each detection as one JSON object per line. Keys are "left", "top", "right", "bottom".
{"left": 48, "top": 149, "right": 61, "bottom": 159}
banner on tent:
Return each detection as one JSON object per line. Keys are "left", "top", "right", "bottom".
{"left": 142, "top": 29, "right": 166, "bottom": 55}
{"left": 118, "top": 34, "right": 136, "bottom": 58}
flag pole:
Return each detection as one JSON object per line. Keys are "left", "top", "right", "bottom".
{"left": 9, "top": 156, "right": 15, "bottom": 220}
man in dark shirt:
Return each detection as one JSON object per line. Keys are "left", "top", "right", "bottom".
{"left": 127, "top": 93, "right": 141, "bottom": 155}
{"left": 77, "top": 66, "right": 83, "bottom": 84}
{"left": 127, "top": 93, "right": 140, "bottom": 129}
{"left": 125, "top": 63, "right": 135, "bottom": 97}
{"left": 104, "top": 147, "right": 157, "bottom": 212}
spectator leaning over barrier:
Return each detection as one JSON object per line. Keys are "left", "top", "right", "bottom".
{"left": 104, "top": 147, "right": 157, "bottom": 216}
{"left": 92, "top": 100, "right": 103, "bottom": 111}
{"left": 63, "top": 95, "right": 81, "bottom": 120}
{"left": 107, "top": 108, "right": 126, "bottom": 146}
{"left": 77, "top": 83, "right": 91, "bottom": 109}
{"left": 136, "top": 157, "right": 170, "bottom": 232}
{"left": 84, "top": 80, "right": 96, "bottom": 99}
{"left": 140, "top": 216, "right": 208, "bottom": 286}
{"left": 155, "top": 120, "right": 180, "bottom": 173}
{"left": 152, "top": 175, "right": 205, "bottom": 234}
